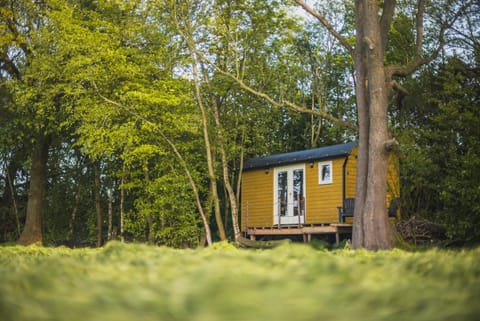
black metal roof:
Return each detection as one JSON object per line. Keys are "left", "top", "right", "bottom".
{"left": 244, "top": 141, "right": 357, "bottom": 170}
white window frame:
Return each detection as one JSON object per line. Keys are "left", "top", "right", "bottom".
{"left": 318, "top": 161, "right": 333, "bottom": 185}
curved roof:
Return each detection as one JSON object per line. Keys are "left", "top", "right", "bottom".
{"left": 244, "top": 141, "right": 357, "bottom": 170}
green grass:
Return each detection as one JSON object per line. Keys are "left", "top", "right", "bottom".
{"left": 1, "top": 242, "right": 479, "bottom": 321}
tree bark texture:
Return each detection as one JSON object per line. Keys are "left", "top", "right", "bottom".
{"left": 353, "top": 0, "right": 395, "bottom": 249}
{"left": 17, "top": 137, "right": 49, "bottom": 245}
{"left": 352, "top": 0, "right": 369, "bottom": 249}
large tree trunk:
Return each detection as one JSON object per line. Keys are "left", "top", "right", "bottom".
{"left": 352, "top": 0, "right": 369, "bottom": 249}
{"left": 17, "top": 137, "right": 49, "bottom": 245}
{"left": 353, "top": 0, "right": 395, "bottom": 250}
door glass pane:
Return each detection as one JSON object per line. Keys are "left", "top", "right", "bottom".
{"left": 293, "top": 169, "right": 304, "bottom": 217}
{"left": 277, "top": 171, "right": 288, "bottom": 217}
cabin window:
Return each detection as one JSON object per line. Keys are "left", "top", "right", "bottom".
{"left": 318, "top": 161, "right": 332, "bottom": 184}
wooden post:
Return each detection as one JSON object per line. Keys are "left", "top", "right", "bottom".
{"left": 297, "top": 194, "right": 301, "bottom": 227}
{"left": 278, "top": 201, "right": 281, "bottom": 228}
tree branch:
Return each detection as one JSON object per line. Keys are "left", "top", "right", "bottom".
{"left": 212, "top": 66, "right": 357, "bottom": 131}
{"left": 389, "top": 80, "right": 409, "bottom": 96}
{"left": 415, "top": 0, "right": 425, "bottom": 56}
{"left": 380, "top": 0, "right": 397, "bottom": 52}
{"left": 0, "top": 54, "right": 22, "bottom": 80}
{"left": 386, "top": 0, "right": 475, "bottom": 79}
{"left": 295, "top": 0, "right": 354, "bottom": 57}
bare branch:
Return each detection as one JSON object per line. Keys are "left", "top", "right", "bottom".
{"left": 212, "top": 67, "right": 357, "bottom": 130}
{"left": 295, "top": 0, "right": 354, "bottom": 57}
{"left": 390, "top": 80, "right": 409, "bottom": 95}
{"left": 386, "top": 0, "right": 476, "bottom": 79}
{"left": 380, "top": 0, "right": 397, "bottom": 52}
{"left": 416, "top": 0, "right": 425, "bottom": 56}
{"left": 386, "top": 55, "right": 431, "bottom": 78}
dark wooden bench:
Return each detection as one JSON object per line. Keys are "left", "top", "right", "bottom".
{"left": 337, "top": 197, "right": 399, "bottom": 223}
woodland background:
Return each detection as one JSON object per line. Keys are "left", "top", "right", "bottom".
{"left": 0, "top": 0, "right": 479, "bottom": 247}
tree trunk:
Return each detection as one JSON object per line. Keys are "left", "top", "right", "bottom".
{"left": 352, "top": 0, "right": 369, "bottom": 249}
{"left": 107, "top": 186, "right": 113, "bottom": 241}
{"left": 210, "top": 161, "right": 227, "bottom": 241}
{"left": 17, "top": 137, "right": 49, "bottom": 245}
{"left": 192, "top": 60, "right": 227, "bottom": 241}
{"left": 353, "top": 0, "right": 395, "bottom": 250}
{"left": 143, "top": 164, "right": 155, "bottom": 244}
{"left": 67, "top": 194, "right": 80, "bottom": 241}
{"left": 94, "top": 162, "right": 102, "bottom": 247}
{"left": 120, "top": 167, "right": 125, "bottom": 242}
{"left": 211, "top": 101, "right": 241, "bottom": 241}
{"left": 5, "top": 159, "right": 21, "bottom": 237}
{"left": 172, "top": 8, "right": 225, "bottom": 242}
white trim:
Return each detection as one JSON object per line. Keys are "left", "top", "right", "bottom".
{"left": 273, "top": 164, "right": 306, "bottom": 225}
{"left": 318, "top": 161, "right": 333, "bottom": 185}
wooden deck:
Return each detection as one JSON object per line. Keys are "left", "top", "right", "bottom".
{"left": 246, "top": 224, "right": 352, "bottom": 244}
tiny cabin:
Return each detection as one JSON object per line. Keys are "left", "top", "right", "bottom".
{"left": 241, "top": 142, "right": 399, "bottom": 242}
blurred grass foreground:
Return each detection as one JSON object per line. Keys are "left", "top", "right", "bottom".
{"left": 1, "top": 242, "right": 479, "bottom": 321}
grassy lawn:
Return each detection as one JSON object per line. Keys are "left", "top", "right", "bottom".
{"left": 1, "top": 242, "right": 479, "bottom": 321}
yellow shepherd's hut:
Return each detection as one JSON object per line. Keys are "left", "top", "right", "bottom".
{"left": 241, "top": 142, "right": 399, "bottom": 242}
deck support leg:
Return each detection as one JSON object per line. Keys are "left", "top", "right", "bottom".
{"left": 250, "top": 235, "right": 256, "bottom": 241}
{"left": 335, "top": 229, "right": 340, "bottom": 245}
{"left": 305, "top": 234, "right": 311, "bottom": 243}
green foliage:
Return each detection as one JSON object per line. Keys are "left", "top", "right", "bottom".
{"left": 397, "top": 56, "right": 480, "bottom": 242}
{"left": 0, "top": 0, "right": 208, "bottom": 246}
{"left": 125, "top": 170, "right": 202, "bottom": 247}
{"left": 1, "top": 243, "right": 479, "bottom": 321}
{"left": 386, "top": 12, "right": 416, "bottom": 65}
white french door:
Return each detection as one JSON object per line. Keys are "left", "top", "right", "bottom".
{"left": 274, "top": 164, "right": 306, "bottom": 225}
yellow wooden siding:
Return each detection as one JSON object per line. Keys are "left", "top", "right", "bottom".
{"left": 241, "top": 169, "right": 274, "bottom": 231}
{"left": 345, "top": 147, "right": 358, "bottom": 199}
{"left": 305, "top": 158, "right": 345, "bottom": 223}
{"left": 342, "top": 147, "right": 400, "bottom": 220}
{"left": 387, "top": 153, "right": 401, "bottom": 218}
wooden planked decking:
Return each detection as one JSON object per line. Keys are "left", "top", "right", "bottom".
{"left": 246, "top": 223, "right": 352, "bottom": 244}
